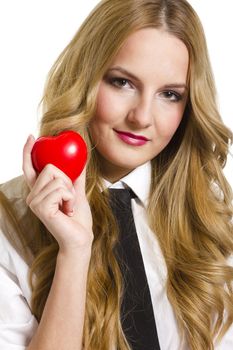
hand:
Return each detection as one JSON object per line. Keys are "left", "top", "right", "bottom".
{"left": 22, "top": 135, "right": 93, "bottom": 255}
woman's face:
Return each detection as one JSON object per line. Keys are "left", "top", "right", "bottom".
{"left": 89, "top": 28, "right": 189, "bottom": 182}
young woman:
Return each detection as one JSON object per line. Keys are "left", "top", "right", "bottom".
{"left": 0, "top": 0, "right": 233, "bottom": 349}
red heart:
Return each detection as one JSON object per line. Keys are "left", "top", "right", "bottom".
{"left": 31, "top": 130, "right": 87, "bottom": 182}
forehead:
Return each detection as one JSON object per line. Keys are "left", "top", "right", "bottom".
{"left": 109, "top": 28, "right": 189, "bottom": 84}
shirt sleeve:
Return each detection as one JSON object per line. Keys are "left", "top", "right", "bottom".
{"left": 0, "top": 230, "right": 38, "bottom": 349}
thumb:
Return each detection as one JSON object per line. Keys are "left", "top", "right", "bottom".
{"left": 72, "top": 165, "right": 92, "bottom": 228}
{"left": 73, "top": 165, "right": 87, "bottom": 203}
{"left": 60, "top": 165, "right": 87, "bottom": 217}
{"left": 72, "top": 165, "right": 93, "bottom": 233}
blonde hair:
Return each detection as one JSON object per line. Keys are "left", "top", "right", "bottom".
{"left": 1, "top": 0, "right": 233, "bottom": 349}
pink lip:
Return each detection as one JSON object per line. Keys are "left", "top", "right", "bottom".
{"left": 114, "top": 129, "right": 149, "bottom": 146}
{"left": 114, "top": 129, "right": 149, "bottom": 141}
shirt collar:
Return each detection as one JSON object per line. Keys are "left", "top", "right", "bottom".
{"left": 101, "top": 161, "right": 152, "bottom": 207}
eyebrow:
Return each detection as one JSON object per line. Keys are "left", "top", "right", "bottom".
{"left": 107, "top": 66, "right": 188, "bottom": 91}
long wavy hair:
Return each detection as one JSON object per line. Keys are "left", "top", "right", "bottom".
{"left": 1, "top": 0, "right": 233, "bottom": 349}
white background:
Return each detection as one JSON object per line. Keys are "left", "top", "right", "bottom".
{"left": 0, "top": 1, "right": 232, "bottom": 187}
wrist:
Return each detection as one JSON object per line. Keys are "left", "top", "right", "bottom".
{"left": 57, "top": 245, "right": 92, "bottom": 262}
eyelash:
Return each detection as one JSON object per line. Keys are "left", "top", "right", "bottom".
{"left": 107, "top": 76, "right": 183, "bottom": 102}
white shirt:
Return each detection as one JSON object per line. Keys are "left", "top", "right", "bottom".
{"left": 0, "top": 163, "right": 233, "bottom": 349}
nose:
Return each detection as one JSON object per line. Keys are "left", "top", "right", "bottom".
{"left": 127, "top": 94, "right": 153, "bottom": 128}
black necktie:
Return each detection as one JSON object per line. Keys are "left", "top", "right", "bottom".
{"left": 108, "top": 188, "right": 161, "bottom": 350}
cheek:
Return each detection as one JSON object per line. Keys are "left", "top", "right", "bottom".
{"left": 95, "top": 85, "right": 125, "bottom": 124}
{"left": 155, "top": 107, "right": 184, "bottom": 139}
{"left": 89, "top": 86, "right": 124, "bottom": 142}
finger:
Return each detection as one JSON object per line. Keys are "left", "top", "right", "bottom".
{"left": 27, "top": 177, "right": 69, "bottom": 204}
{"left": 29, "top": 163, "right": 74, "bottom": 199}
{"left": 22, "top": 135, "right": 37, "bottom": 189}
{"left": 61, "top": 199, "right": 75, "bottom": 217}
{"left": 27, "top": 176, "right": 76, "bottom": 215}
{"left": 29, "top": 186, "right": 74, "bottom": 219}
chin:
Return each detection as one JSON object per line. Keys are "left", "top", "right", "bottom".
{"left": 97, "top": 148, "right": 150, "bottom": 170}
{"left": 111, "top": 157, "right": 149, "bottom": 170}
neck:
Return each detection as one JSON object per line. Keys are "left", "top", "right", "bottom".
{"left": 97, "top": 154, "right": 134, "bottom": 183}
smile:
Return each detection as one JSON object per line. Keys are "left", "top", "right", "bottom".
{"left": 114, "top": 129, "right": 149, "bottom": 141}
{"left": 113, "top": 129, "right": 149, "bottom": 146}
